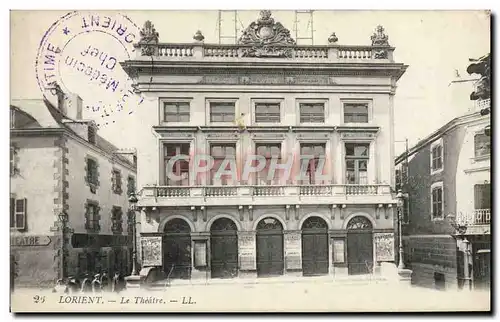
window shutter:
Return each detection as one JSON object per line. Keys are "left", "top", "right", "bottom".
{"left": 15, "top": 199, "right": 27, "bottom": 230}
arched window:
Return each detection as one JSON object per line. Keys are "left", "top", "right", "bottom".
{"left": 164, "top": 218, "right": 191, "bottom": 233}
{"left": 302, "top": 216, "right": 328, "bottom": 230}
{"left": 256, "top": 217, "right": 283, "bottom": 230}
{"left": 210, "top": 218, "right": 238, "bottom": 232}
{"left": 346, "top": 216, "right": 373, "bottom": 230}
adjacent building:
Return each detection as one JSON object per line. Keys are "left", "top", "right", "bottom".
{"left": 396, "top": 97, "right": 491, "bottom": 290}
{"left": 10, "top": 91, "right": 137, "bottom": 288}
{"left": 122, "top": 11, "right": 408, "bottom": 282}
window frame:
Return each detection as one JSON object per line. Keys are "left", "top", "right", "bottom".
{"left": 10, "top": 197, "right": 27, "bottom": 230}
{"left": 252, "top": 99, "right": 284, "bottom": 125}
{"left": 430, "top": 138, "right": 444, "bottom": 175}
{"left": 111, "top": 168, "right": 123, "bottom": 195}
{"left": 111, "top": 206, "right": 124, "bottom": 234}
{"left": 430, "top": 181, "right": 444, "bottom": 221}
{"left": 255, "top": 142, "right": 282, "bottom": 185}
{"left": 206, "top": 98, "right": 238, "bottom": 125}
{"left": 299, "top": 142, "right": 327, "bottom": 184}
{"left": 160, "top": 98, "right": 192, "bottom": 124}
{"left": 344, "top": 142, "right": 370, "bottom": 185}
{"left": 127, "top": 175, "right": 136, "bottom": 196}
{"left": 85, "top": 200, "right": 101, "bottom": 232}
{"left": 297, "top": 99, "right": 327, "bottom": 125}
{"left": 209, "top": 143, "right": 237, "bottom": 185}
{"left": 163, "top": 142, "right": 191, "bottom": 186}
{"left": 474, "top": 132, "right": 491, "bottom": 159}
{"left": 85, "top": 156, "right": 100, "bottom": 194}
{"left": 341, "top": 100, "right": 372, "bottom": 124}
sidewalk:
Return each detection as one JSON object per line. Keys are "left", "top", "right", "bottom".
{"left": 152, "top": 274, "right": 388, "bottom": 288}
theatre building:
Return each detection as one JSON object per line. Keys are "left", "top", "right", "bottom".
{"left": 10, "top": 92, "right": 137, "bottom": 288}
{"left": 122, "top": 11, "right": 408, "bottom": 281}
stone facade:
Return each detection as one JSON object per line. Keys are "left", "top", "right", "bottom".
{"left": 10, "top": 99, "right": 137, "bottom": 288}
{"left": 122, "top": 12, "right": 407, "bottom": 281}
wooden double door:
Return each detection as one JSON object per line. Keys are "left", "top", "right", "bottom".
{"left": 210, "top": 218, "right": 239, "bottom": 278}
{"left": 301, "top": 217, "right": 329, "bottom": 276}
{"left": 163, "top": 218, "right": 192, "bottom": 279}
{"left": 346, "top": 216, "right": 374, "bottom": 275}
{"left": 256, "top": 217, "right": 284, "bottom": 277}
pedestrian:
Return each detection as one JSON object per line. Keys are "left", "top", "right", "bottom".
{"left": 80, "top": 273, "right": 92, "bottom": 293}
{"left": 100, "top": 271, "right": 110, "bottom": 292}
{"left": 91, "top": 273, "right": 102, "bottom": 293}
{"left": 112, "top": 272, "right": 125, "bottom": 293}
{"left": 52, "top": 279, "right": 67, "bottom": 294}
{"left": 67, "top": 276, "right": 80, "bottom": 294}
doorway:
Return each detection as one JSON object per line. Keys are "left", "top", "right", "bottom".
{"left": 301, "top": 216, "right": 329, "bottom": 276}
{"left": 256, "top": 217, "right": 284, "bottom": 277}
{"left": 163, "top": 218, "right": 192, "bottom": 279}
{"left": 210, "top": 218, "right": 239, "bottom": 278}
{"left": 346, "top": 216, "right": 374, "bottom": 275}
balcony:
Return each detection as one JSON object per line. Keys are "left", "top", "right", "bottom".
{"left": 139, "top": 184, "right": 394, "bottom": 207}
{"left": 457, "top": 209, "right": 491, "bottom": 226}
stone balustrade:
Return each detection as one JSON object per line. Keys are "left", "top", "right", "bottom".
{"left": 136, "top": 43, "right": 395, "bottom": 62}
{"left": 456, "top": 209, "right": 491, "bottom": 225}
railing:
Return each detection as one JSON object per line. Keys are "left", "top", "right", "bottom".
{"left": 205, "top": 186, "right": 238, "bottom": 197}
{"left": 474, "top": 209, "right": 491, "bottom": 225}
{"left": 139, "top": 43, "right": 394, "bottom": 62}
{"left": 253, "top": 186, "right": 285, "bottom": 196}
{"left": 148, "top": 184, "right": 388, "bottom": 198}
{"left": 156, "top": 186, "right": 190, "bottom": 197}
{"left": 299, "top": 185, "right": 332, "bottom": 196}
{"left": 344, "top": 185, "right": 379, "bottom": 195}
{"left": 456, "top": 209, "right": 491, "bottom": 225}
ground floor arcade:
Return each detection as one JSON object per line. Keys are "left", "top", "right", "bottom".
{"left": 138, "top": 206, "right": 397, "bottom": 280}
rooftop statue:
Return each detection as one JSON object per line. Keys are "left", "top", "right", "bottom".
{"left": 139, "top": 20, "right": 160, "bottom": 44}
{"left": 370, "top": 25, "right": 389, "bottom": 46}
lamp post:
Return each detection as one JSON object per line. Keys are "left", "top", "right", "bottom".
{"left": 128, "top": 193, "right": 139, "bottom": 276}
{"left": 396, "top": 190, "right": 406, "bottom": 270}
{"left": 446, "top": 213, "right": 472, "bottom": 291}
{"left": 58, "top": 211, "right": 69, "bottom": 280}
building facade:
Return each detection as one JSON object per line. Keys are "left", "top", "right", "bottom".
{"left": 10, "top": 93, "right": 137, "bottom": 288}
{"left": 122, "top": 11, "right": 408, "bottom": 281}
{"left": 396, "top": 102, "right": 491, "bottom": 290}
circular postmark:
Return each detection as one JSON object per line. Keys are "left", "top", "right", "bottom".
{"left": 35, "top": 11, "right": 145, "bottom": 128}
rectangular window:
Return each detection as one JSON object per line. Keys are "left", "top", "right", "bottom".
{"left": 86, "top": 158, "right": 98, "bottom": 185}
{"left": 210, "top": 102, "right": 235, "bottom": 123}
{"left": 10, "top": 198, "right": 26, "bottom": 230}
{"left": 164, "top": 102, "right": 190, "bottom": 123}
{"left": 256, "top": 143, "right": 281, "bottom": 185}
{"left": 164, "top": 143, "right": 190, "bottom": 186}
{"left": 345, "top": 143, "right": 369, "bottom": 184}
{"left": 344, "top": 103, "right": 369, "bottom": 123}
{"left": 299, "top": 103, "right": 325, "bottom": 123}
{"left": 474, "top": 133, "right": 491, "bottom": 158}
{"left": 474, "top": 184, "right": 491, "bottom": 210}
{"left": 300, "top": 143, "right": 326, "bottom": 184}
{"left": 111, "top": 206, "right": 123, "bottom": 234}
{"left": 88, "top": 126, "right": 96, "bottom": 144}
{"left": 127, "top": 176, "right": 136, "bottom": 196}
{"left": 210, "top": 144, "right": 236, "bottom": 185}
{"left": 255, "top": 103, "right": 280, "bottom": 123}
{"left": 86, "top": 203, "right": 100, "bottom": 231}
{"left": 431, "top": 185, "right": 443, "bottom": 220}
{"left": 112, "top": 169, "right": 122, "bottom": 194}
{"left": 431, "top": 144, "right": 443, "bottom": 171}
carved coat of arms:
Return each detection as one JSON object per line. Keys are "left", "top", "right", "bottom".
{"left": 238, "top": 10, "right": 296, "bottom": 58}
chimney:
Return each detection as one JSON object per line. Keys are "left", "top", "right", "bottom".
{"left": 53, "top": 84, "right": 67, "bottom": 115}
{"left": 66, "top": 93, "right": 83, "bottom": 120}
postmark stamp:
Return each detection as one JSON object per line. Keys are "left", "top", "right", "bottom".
{"left": 35, "top": 11, "right": 145, "bottom": 128}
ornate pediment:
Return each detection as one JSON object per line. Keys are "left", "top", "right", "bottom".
{"left": 238, "top": 10, "right": 296, "bottom": 58}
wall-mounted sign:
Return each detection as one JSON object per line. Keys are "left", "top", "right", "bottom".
{"left": 284, "top": 232, "right": 302, "bottom": 270}
{"left": 374, "top": 233, "right": 395, "bottom": 262}
{"left": 11, "top": 235, "right": 51, "bottom": 247}
{"left": 332, "top": 239, "right": 345, "bottom": 263}
{"left": 141, "top": 236, "right": 162, "bottom": 267}
{"left": 238, "top": 233, "right": 256, "bottom": 270}
{"left": 194, "top": 241, "right": 207, "bottom": 267}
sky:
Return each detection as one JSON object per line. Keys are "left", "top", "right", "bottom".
{"left": 10, "top": 10, "right": 491, "bottom": 155}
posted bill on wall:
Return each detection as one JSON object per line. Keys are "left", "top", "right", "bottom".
{"left": 9, "top": 9, "right": 491, "bottom": 313}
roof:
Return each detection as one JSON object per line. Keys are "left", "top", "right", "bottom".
{"left": 395, "top": 110, "right": 489, "bottom": 165}
{"left": 10, "top": 98, "right": 135, "bottom": 169}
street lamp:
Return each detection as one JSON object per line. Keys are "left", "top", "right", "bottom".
{"left": 128, "top": 193, "right": 139, "bottom": 276}
{"left": 58, "top": 211, "right": 69, "bottom": 280}
{"left": 396, "top": 190, "right": 406, "bottom": 270}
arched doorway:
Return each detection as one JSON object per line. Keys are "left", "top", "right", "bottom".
{"left": 210, "top": 218, "right": 239, "bottom": 278}
{"left": 256, "top": 217, "right": 284, "bottom": 277}
{"left": 163, "top": 218, "right": 192, "bottom": 279}
{"left": 301, "top": 216, "right": 329, "bottom": 276}
{"left": 346, "top": 216, "right": 374, "bottom": 275}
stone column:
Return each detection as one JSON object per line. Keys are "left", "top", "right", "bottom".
{"left": 238, "top": 231, "right": 257, "bottom": 279}
{"left": 284, "top": 230, "right": 302, "bottom": 277}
